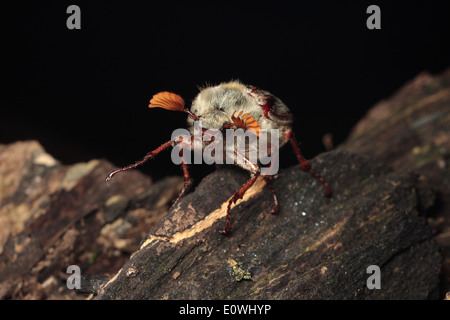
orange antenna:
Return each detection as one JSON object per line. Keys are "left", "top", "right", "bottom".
{"left": 231, "top": 110, "right": 261, "bottom": 136}
{"left": 149, "top": 92, "right": 185, "bottom": 111}
{"left": 149, "top": 92, "right": 198, "bottom": 120}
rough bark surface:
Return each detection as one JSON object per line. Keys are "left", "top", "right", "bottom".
{"left": 0, "top": 69, "right": 449, "bottom": 299}
{"left": 95, "top": 152, "right": 441, "bottom": 300}
{"left": 340, "top": 69, "right": 450, "bottom": 295}
{"left": 0, "top": 143, "right": 182, "bottom": 299}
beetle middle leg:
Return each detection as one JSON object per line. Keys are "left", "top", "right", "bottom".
{"left": 261, "top": 145, "right": 279, "bottom": 215}
{"left": 171, "top": 148, "right": 192, "bottom": 207}
{"left": 263, "top": 175, "right": 279, "bottom": 215}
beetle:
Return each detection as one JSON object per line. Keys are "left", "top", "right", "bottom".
{"left": 106, "top": 80, "right": 331, "bottom": 234}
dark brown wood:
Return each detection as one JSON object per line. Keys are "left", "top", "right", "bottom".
{"left": 93, "top": 151, "right": 440, "bottom": 299}
{"left": 0, "top": 143, "right": 182, "bottom": 299}
{"left": 340, "top": 69, "right": 450, "bottom": 295}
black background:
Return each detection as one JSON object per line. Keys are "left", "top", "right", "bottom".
{"left": 3, "top": 1, "right": 450, "bottom": 181}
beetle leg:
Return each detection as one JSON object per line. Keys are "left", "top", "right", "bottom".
{"left": 263, "top": 175, "right": 279, "bottom": 215}
{"left": 222, "top": 150, "right": 261, "bottom": 235}
{"left": 105, "top": 139, "right": 177, "bottom": 184}
{"left": 287, "top": 130, "right": 331, "bottom": 197}
{"left": 171, "top": 148, "right": 192, "bottom": 207}
{"left": 260, "top": 146, "right": 279, "bottom": 215}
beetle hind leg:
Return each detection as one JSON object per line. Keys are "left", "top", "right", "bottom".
{"left": 287, "top": 130, "right": 331, "bottom": 197}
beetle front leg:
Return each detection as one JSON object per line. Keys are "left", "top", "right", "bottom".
{"left": 222, "top": 151, "right": 261, "bottom": 235}
{"left": 106, "top": 135, "right": 192, "bottom": 184}
{"left": 105, "top": 140, "right": 177, "bottom": 184}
